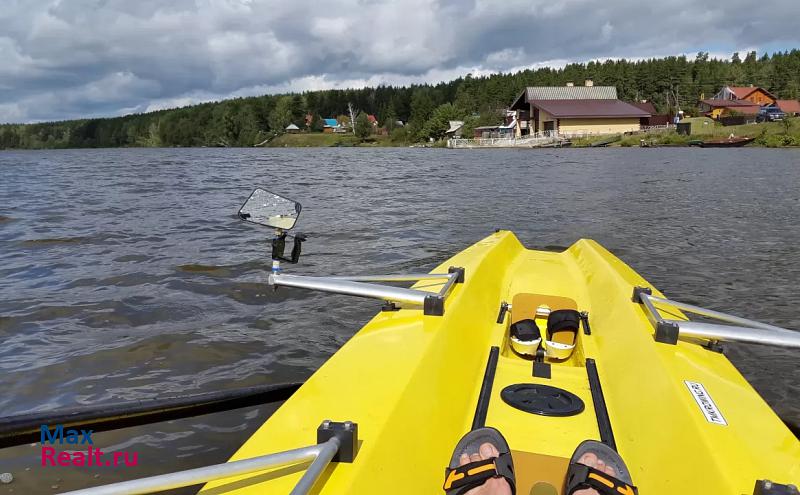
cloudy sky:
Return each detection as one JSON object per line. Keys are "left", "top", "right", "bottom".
{"left": 1, "top": 0, "right": 798, "bottom": 123}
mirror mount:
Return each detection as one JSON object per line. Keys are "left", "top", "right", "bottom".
{"left": 271, "top": 230, "right": 306, "bottom": 264}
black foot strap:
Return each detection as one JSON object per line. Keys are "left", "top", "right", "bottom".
{"left": 565, "top": 463, "right": 638, "bottom": 495}
{"left": 443, "top": 453, "right": 515, "bottom": 495}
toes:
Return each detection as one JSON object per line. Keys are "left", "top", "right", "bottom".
{"left": 479, "top": 442, "right": 499, "bottom": 459}
{"left": 470, "top": 452, "right": 482, "bottom": 463}
{"left": 604, "top": 464, "right": 617, "bottom": 477}
{"left": 578, "top": 452, "right": 598, "bottom": 467}
{"left": 595, "top": 459, "right": 606, "bottom": 472}
{"left": 459, "top": 453, "right": 471, "bottom": 466}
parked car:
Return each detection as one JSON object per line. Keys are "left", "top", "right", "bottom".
{"left": 757, "top": 107, "right": 786, "bottom": 122}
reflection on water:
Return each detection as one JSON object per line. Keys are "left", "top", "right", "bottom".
{"left": 0, "top": 147, "right": 798, "bottom": 493}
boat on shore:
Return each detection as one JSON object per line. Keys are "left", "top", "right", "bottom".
{"left": 699, "top": 136, "right": 755, "bottom": 147}
{"left": 55, "top": 190, "right": 800, "bottom": 495}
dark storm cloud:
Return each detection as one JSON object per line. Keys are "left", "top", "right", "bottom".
{"left": 1, "top": 0, "right": 798, "bottom": 122}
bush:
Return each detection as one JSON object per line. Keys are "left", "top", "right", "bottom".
{"left": 390, "top": 126, "right": 409, "bottom": 144}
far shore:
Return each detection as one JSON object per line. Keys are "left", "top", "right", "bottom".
{"left": 2, "top": 118, "right": 798, "bottom": 150}
{"left": 262, "top": 117, "right": 799, "bottom": 149}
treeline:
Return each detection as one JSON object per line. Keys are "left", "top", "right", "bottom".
{"left": 2, "top": 50, "right": 799, "bottom": 149}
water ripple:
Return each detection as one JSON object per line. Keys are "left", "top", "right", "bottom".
{"left": 0, "top": 147, "right": 798, "bottom": 492}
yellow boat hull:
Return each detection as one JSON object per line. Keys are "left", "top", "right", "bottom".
{"left": 201, "top": 231, "right": 799, "bottom": 494}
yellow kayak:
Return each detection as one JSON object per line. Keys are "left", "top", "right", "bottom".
{"left": 199, "top": 231, "right": 799, "bottom": 494}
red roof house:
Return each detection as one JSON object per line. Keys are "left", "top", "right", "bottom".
{"left": 773, "top": 100, "right": 800, "bottom": 116}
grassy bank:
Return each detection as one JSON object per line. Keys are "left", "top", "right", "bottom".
{"left": 266, "top": 132, "right": 400, "bottom": 147}
{"left": 572, "top": 118, "right": 800, "bottom": 148}
{"left": 683, "top": 116, "right": 800, "bottom": 147}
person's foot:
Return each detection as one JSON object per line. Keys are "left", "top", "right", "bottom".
{"left": 571, "top": 451, "right": 617, "bottom": 494}
{"left": 459, "top": 444, "right": 613, "bottom": 495}
{"left": 460, "top": 442, "right": 512, "bottom": 495}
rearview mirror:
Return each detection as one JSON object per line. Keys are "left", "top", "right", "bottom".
{"left": 238, "top": 188, "right": 301, "bottom": 230}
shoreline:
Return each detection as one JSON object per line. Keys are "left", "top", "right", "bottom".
{"left": 3, "top": 117, "right": 799, "bottom": 150}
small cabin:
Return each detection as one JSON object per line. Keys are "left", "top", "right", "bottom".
{"left": 323, "top": 118, "right": 339, "bottom": 133}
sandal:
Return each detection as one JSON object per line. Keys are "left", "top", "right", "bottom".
{"left": 443, "top": 427, "right": 516, "bottom": 495}
{"left": 544, "top": 309, "right": 580, "bottom": 359}
{"left": 510, "top": 319, "right": 542, "bottom": 356}
{"left": 564, "top": 440, "right": 637, "bottom": 495}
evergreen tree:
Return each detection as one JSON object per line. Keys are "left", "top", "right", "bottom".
{"left": 3, "top": 50, "right": 800, "bottom": 149}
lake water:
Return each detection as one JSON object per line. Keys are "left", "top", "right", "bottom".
{"left": 1, "top": 147, "right": 798, "bottom": 493}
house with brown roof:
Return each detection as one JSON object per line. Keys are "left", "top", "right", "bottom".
{"left": 699, "top": 99, "right": 761, "bottom": 119}
{"left": 509, "top": 80, "right": 649, "bottom": 137}
{"left": 630, "top": 101, "right": 671, "bottom": 127}
{"left": 713, "top": 86, "right": 777, "bottom": 106}
{"left": 773, "top": 100, "right": 800, "bottom": 116}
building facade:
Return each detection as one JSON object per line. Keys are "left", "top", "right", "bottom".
{"left": 508, "top": 82, "right": 649, "bottom": 137}
{"left": 713, "top": 86, "right": 777, "bottom": 106}
{"left": 699, "top": 99, "right": 761, "bottom": 119}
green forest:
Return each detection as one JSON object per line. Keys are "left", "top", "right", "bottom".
{"left": 2, "top": 50, "right": 799, "bottom": 149}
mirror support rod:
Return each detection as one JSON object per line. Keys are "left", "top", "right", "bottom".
{"left": 632, "top": 287, "right": 800, "bottom": 349}
{"left": 269, "top": 267, "right": 465, "bottom": 316}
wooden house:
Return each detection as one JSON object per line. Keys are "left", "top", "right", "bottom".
{"left": 713, "top": 86, "right": 777, "bottom": 106}
{"left": 322, "top": 118, "right": 339, "bottom": 133}
{"left": 699, "top": 99, "right": 761, "bottom": 119}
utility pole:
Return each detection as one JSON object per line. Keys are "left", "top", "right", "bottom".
{"left": 348, "top": 102, "right": 357, "bottom": 135}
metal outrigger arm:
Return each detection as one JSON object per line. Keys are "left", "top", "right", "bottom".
{"left": 632, "top": 286, "right": 800, "bottom": 349}
{"left": 269, "top": 266, "right": 466, "bottom": 316}
{"left": 59, "top": 420, "right": 358, "bottom": 495}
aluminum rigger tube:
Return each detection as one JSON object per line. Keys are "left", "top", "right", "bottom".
{"left": 638, "top": 292, "right": 664, "bottom": 328}
{"left": 647, "top": 294, "right": 794, "bottom": 333}
{"left": 289, "top": 436, "right": 340, "bottom": 495}
{"left": 59, "top": 440, "right": 337, "bottom": 495}
{"left": 326, "top": 274, "right": 451, "bottom": 282}
{"left": 670, "top": 320, "right": 800, "bottom": 349}
{"left": 270, "top": 273, "right": 430, "bottom": 306}
{"left": 437, "top": 271, "right": 460, "bottom": 298}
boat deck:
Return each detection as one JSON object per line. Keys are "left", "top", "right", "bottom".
{"left": 200, "top": 232, "right": 799, "bottom": 494}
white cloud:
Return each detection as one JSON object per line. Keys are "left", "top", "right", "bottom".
{"left": 0, "top": 0, "right": 798, "bottom": 123}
